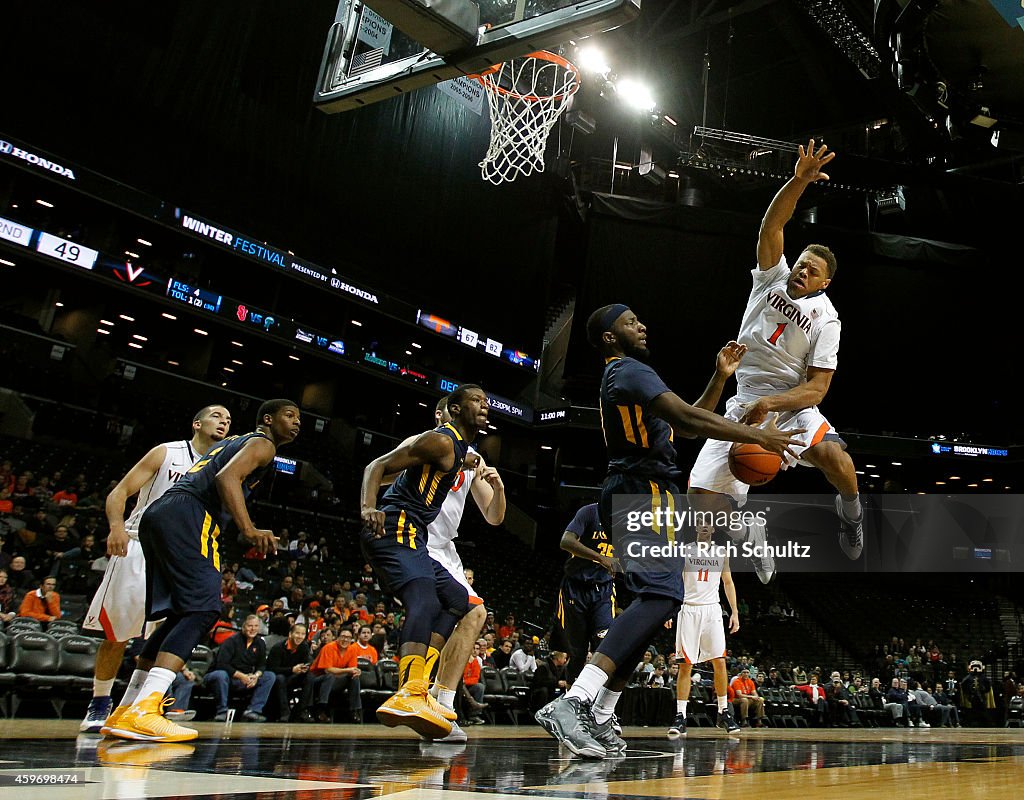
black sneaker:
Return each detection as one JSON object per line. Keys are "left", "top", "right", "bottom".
{"left": 591, "top": 715, "right": 627, "bottom": 754}
{"left": 717, "top": 709, "right": 741, "bottom": 733}
{"left": 667, "top": 713, "right": 687, "bottom": 736}
{"left": 242, "top": 710, "right": 267, "bottom": 722}
{"left": 535, "top": 696, "right": 606, "bottom": 759}
{"left": 835, "top": 495, "right": 864, "bottom": 560}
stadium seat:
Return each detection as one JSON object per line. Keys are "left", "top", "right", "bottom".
{"left": 499, "top": 667, "right": 529, "bottom": 725}
{"left": 8, "top": 632, "right": 69, "bottom": 718}
{"left": 1006, "top": 697, "right": 1023, "bottom": 728}
{"left": 7, "top": 617, "right": 43, "bottom": 634}
{"left": 481, "top": 666, "right": 515, "bottom": 724}
{"left": 46, "top": 619, "right": 79, "bottom": 635}
{"left": 187, "top": 645, "right": 215, "bottom": 680}
{"left": 377, "top": 659, "right": 399, "bottom": 693}
{"left": 264, "top": 634, "right": 285, "bottom": 652}
{"left": 0, "top": 631, "right": 15, "bottom": 717}
{"left": 57, "top": 635, "right": 100, "bottom": 691}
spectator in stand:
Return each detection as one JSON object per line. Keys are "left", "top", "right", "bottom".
{"left": 352, "top": 625, "right": 379, "bottom": 665}
{"left": 510, "top": 639, "right": 538, "bottom": 675}
{"left": 351, "top": 593, "right": 372, "bottom": 625}
{"left": 531, "top": 650, "right": 569, "bottom": 712}
{"left": 764, "top": 667, "right": 786, "bottom": 689}
{"left": 910, "top": 679, "right": 952, "bottom": 727}
{"left": 928, "top": 642, "right": 944, "bottom": 683}
{"left": 235, "top": 561, "right": 259, "bottom": 586}
{"left": 477, "top": 638, "right": 496, "bottom": 669}
{"left": 355, "top": 563, "right": 378, "bottom": 595}
{"left": 461, "top": 644, "right": 486, "bottom": 725}
{"left": 52, "top": 485, "right": 79, "bottom": 508}
{"left": 483, "top": 611, "right": 496, "bottom": 637}
{"left": 728, "top": 668, "right": 766, "bottom": 728}
{"left": 204, "top": 614, "right": 275, "bottom": 722}
{"left": 304, "top": 602, "right": 326, "bottom": 642}
{"left": 933, "top": 683, "right": 961, "bottom": 727}
{"left": 492, "top": 638, "right": 514, "bottom": 670}
{"left": 961, "top": 659, "right": 996, "bottom": 726}
{"left": 828, "top": 672, "right": 860, "bottom": 727}
{"left": 0, "top": 569, "right": 18, "bottom": 622}
{"left": 268, "top": 608, "right": 292, "bottom": 637}
{"left": 220, "top": 570, "right": 239, "bottom": 605}
{"left": 255, "top": 605, "right": 271, "bottom": 636}
{"left": 267, "top": 623, "right": 312, "bottom": 721}
{"left": 498, "top": 613, "right": 516, "bottom": 640}
{"left": 336, "top": 581, "right": 354, "bottom": 605}
{"left": 288, "top": 531, "right": 312, "bottom": 559}
{"left": 850, "top": 676, "right": 866, "bottom": 694}
{"left": 211, "top": 605, "right": 240, "bottom": 646}
{"left": 276, "top": 575, "right": 295, "bottom": 604}
{"left": 870, "top": 677, "right": 905, "bottom": 725}
{"left": 307, "top": 629, "right": 362, "bottom": 723}
{"left": 887, "top": 678, "right": 923, "bottom": 727}
{"left": 796, "top": 673, "right": 829, "bottom": 725}
{"left": 791, "top": 664, "right": 808, "bottom": 685}
{"left": 18, "top": 575, "right": 61, "bottom": 622}
{"left": 369, "top": 623, "right": 388, "bottom": 656}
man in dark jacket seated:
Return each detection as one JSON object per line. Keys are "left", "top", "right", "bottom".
{"left": 204, "top": 614, "right": 276, "bottom": 722}
{"left": 267, "top": 623, "right": 311, "bottom": 721}
{"left": 531, "top": 651, "right": 569, "bottom": 714}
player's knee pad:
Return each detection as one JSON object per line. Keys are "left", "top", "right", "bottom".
{"left": 159, "top": 609, "right": 220, "bottom": 662}
{"left": 398, "top": 578, "right": 442, "bottom": 646}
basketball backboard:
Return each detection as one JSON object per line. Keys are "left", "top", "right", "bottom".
{"left": 313, "top": 0, "right": 640, "bottom": 112}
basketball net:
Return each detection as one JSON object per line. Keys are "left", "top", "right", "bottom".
{"left": 473, "top": 51, "right": 580, "bottom": 185}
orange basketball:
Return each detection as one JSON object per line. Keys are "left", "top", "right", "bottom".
{"left": 728, "top": 442, "right": 782, "bottom": 486}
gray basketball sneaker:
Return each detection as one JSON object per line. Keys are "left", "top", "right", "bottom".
{"left": 591, "top": 715, "right": 627, "bottom": 754}
{"left": 535, "top": 696, "right": 606, "bottom": 759}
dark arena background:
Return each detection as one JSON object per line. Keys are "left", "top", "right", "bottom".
{"left": 1, "top": 1, "right": 1023, "bottom": 799}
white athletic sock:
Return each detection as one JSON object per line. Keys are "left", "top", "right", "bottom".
{"left": 677, "top": 699, "right": 688, "bottom": 715}
{"left": 718, "top": 696, "right": 728, "bottom": 712}
{"left": 592, "top": 687, "right": 621, "bottom": 724}
{"left": 118, "top": 668, "right": 150, "bottom": 708}
{"left": 841, "top": 495, "right": 862, "bottom": 522}
{"left": 438, "top": 688, "right": 457, "bottom": 711}
{"left": 566, "top": 664, "right": 607, "bottom": 704}
{"left": 134, "top": 667, "right": 176, "bottom": 706}
{"left": 93, "top": 677, "right": 115, "bottom": 698}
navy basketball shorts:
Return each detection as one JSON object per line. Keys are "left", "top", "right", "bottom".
{"left": 360, "top": 508, "right": 470, "bottom": 617}
{"left": 599, "top": 473, "right": 685, "bottom": 602}
{"left": 139, "top": 493, "right": 224, "bottom": 620}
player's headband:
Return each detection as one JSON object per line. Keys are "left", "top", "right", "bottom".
{"left": 600, "top": 303, "right": 630, "bottom": 333}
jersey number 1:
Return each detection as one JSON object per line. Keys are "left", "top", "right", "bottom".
{"left": 768, "top": 322, "right": 787, "bottom": 346}
{"left": 698, "top": 569, "right": 710, "bottom": 582}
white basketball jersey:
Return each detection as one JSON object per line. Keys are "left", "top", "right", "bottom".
{"left": 427, "top": 446, "right": 477, "bottom": 549}
{"left": 734, "top": 256, "right": 841, "bottom": 399}
{"left": 683, "top": 554, "right": 727, "bottom": 605}
{"left": 123, "top": 440, "right": 200, "bottom": 537}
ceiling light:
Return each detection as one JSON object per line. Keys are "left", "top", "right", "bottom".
{"left": 132, "top": 335, "right": 148, "bottom": 341}
{"left": 411, "top": 342, "right": 421, "bottom": 349}
{"left": 949, "top": 476, "right": 960, "bottom": 480}
{"left": 967, "top": 483, "right": 978, "bottom": 488}
{"left": 405, "top": 350, "right": 412, "bottom": 355}
{"left": 96, "top": 328, "right": 110, "bottom": 335}
{"left": 865, "top": 464, "right": 876, "bottom": 469}
{"left": 137, "top": 238, "right": 152, "bottom": 246}
{"left": 288, "top": 355, "right": 300, "bottom": 361}
{"left": 168, "top": 360, "right": 179, "bottom": 366}
{"left": 891, "top": 461, "right": 902, "bottom": 466}
{"left": 194, "top": 328, "right": 208, "bottom": 335}
{"left": 418, "top": 402, "right": 427, "bottom": 407}
{"left": 231, "top": 341, "right": 243, "bottom": 347}
{"left": 119, "top": 314, "right": 135, "bottom": 322}
{"left": 55, "top": 302, "right": 64, "bottom": 307}
{"left": 231, "top": 359, "right": 243, "bottom": 365}
{"left": 935, "top": 481, "right": 945, "bottom": 485}
{"left": 0, "top": 258, "right": 14, "bottom": 267}
{"left": 99, "top": 319, "right": 114, "bottom": 326}
{"left": 541, "top": 445, "right": 553, "bottom": 450}
{"left": 982, "top": 478, "right": 993, "bottom": 483}
{"left": 161, "top": 312, "right": 177, "bottom": 320}
{"left": 870, "top": 474, "right": 881, "bottom": 478}
{"left": 576, "top": 46, "right": 610, "bottom": 75}
{"left": 128, "top": 342, "right": 143, "bottom": 350}
{"left": 616, "top": 79, "right": 656, "bottom": 112}
{"left": 351, "top": 320, "right": 362, "bottom": 327}
{"left": 663, "top": 115, "right": 677, "bottom": 126}
{"left": 224, "top": 367, "right": 235, "bottom": 373}
{"left": 261, "top": 360, "right": 273, "bottom": 366}
{"left": 125, "top": 251, "right": 140, "bottom": 259}
{"left": 36, "top": 199, "right": 54, "bottom": 208}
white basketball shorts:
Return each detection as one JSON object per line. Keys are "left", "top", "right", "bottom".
{"left": 428, "top": 541, "right": 483, "bottom": 604}
{"left": 689, "top": 395, "right": 840, "bottom": 501}
{"left": 83, "top": 536, "right": 152, "bottom": 642}
{"left": 675, "top": 603, "right": 727, "bottom": 665}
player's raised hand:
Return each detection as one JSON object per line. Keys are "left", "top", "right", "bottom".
{"left": 794, "top": 139, "right": 836, "bottom": 183}
{"left": 756, "top": 414, "right": 806, "bottom": 461}
{"left": 246, "top": 528, "right": 278, "bottom": 555}
{"left": 715, "top": 340, "right": 748, "bottom": 378}
{"left": 361, "top": 506, "right": 386, "bottom": 538}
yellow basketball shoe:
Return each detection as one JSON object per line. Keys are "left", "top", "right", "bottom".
{"left": 376, "top": 679, "right": 454, "bottom": 738}
{"left": 100, "top": 704, "right": 131, "bottom": 737}
{"left": 107, "top": 692, "right": 199, "bottom": 742}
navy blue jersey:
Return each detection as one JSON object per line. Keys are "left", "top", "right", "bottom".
{"left": 165, "top": 431, "right": 275, "bottom": 529}
{"left": 600, "top": 356, "right": 678, "bottom": 479}
{"left": 382, "top": 423, "right": 470, "bottom": 527}
{"left": 563, "top": 503, "right": 613, "bottom": 584}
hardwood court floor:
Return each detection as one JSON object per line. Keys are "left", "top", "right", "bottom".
{"left": 0, "top": 721, "right": 1022, "bottom": 800}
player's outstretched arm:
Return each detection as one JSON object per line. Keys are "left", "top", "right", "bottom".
{"left": 649, "top": 392, "right": 804, "bottom": 459}
{"left": 757, "top": 139, "right": 835, "bottom": 269}
{"left": 471, "top": 455, "right": 506, "bottom": 525}
{"left": 104, "top": 444, "right": 167, "bottom": 557}
{"left": 738, "top": 367, "right": 834, "bottom": 425}
{"left": 360, "top": 431, "right": 455, "bottom": 535}
{"left": 692, "top": 341, "right": 747, "bottom": 412}
{"left": 214, "top": 437, "right": 278, "bottom": 554}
